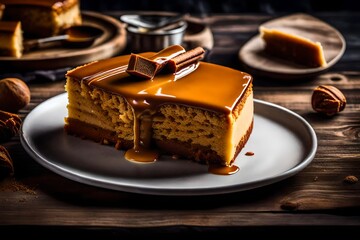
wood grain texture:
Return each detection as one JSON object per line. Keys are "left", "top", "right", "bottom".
{"left": 0, "top": 12, "right": 360, "bottom": 237}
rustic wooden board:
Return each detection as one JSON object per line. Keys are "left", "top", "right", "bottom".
{"left": 0, "top": 11, "right": 126, "bottom": 71}
{"left": 239, "top": 13, "right": 346, "bottom": 79}
{"left": 0, "top": 12, "right": 360, "bottom": 238}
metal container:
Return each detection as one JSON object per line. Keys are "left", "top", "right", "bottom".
{"left": 126, "top": 20, "right": 188, "bottom": 53}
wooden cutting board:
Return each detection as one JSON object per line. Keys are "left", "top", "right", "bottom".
{"left": 0, "top": 11, "right": 126, "bottom": 71}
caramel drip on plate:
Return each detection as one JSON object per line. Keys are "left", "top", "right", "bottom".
{"left": 66, "top": 45, "right": 252, "bottom": 165}
{"left": 124, "top": 110, "right": 159, "bottom": 163}
{"left": 208, "top": 165, "right": 239, "bottom": 175}
{"left": 245, "top": 151, "right": 254, "bottom": 156}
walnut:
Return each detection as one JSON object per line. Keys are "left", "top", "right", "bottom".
{"left": 0, "top": 110, "right": 21, "bottom": 143}
{"left": 311, "top": 85, "right": 346, "bottom": 116}
{"left": 0, "top": 145, "right": 14, "bottom": 178}
{"left": 344, "top": 175, "right": 358, "bottom": 184}
{"left": 0, "top": 78, "right": 31, "bottom": 113}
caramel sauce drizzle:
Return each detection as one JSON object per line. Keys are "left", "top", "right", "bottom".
{"left": 66, "top": 45, "right": 252, "bottom": 171}
{"left": 124, "top": 111, "right": 159, "bottom": 163}
{"left": 245, "top": 151, "right": 254, "bottom": 156}
{"left": 208, "top": 165, "right": 239, "bottom": 175}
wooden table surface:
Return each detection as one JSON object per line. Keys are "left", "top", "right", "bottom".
{"left": 1, "top": 12, "right": 360, "bottom": 238}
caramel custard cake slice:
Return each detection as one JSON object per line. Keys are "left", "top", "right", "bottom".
{"left": 65, "top": 45, "right": 253, "bottom": 170}
{"left": 260, "top": 26, "right": 327, "bottom": 68}
{"left": 2, "top": 0, "right": 82, "bottom": 38}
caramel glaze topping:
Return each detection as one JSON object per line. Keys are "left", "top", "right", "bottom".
{"left": 208, "top": 165, "right": 240, "bottom": 175}
{"left": 66, "top": 45, "right": 252, "bottom": 169}
{"left": 1, "top": 0, "right": 77, "bottom": 12}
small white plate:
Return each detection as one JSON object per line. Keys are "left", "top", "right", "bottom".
{"left": 20, "top": 93, "right": 317, "bottom": 196}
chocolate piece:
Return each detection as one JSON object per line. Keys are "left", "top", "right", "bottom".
{"left": 126, "top": 46, "right": 205, "bottom": 79}
{"left": 126, "top": 54, "right": 162, "bottom": 79}
{"left": 166, "top": 46, "right": 205, "bottom": 72}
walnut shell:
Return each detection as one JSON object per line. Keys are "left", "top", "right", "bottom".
{"left": 311, "top": 85, "right": 346, "bottom": 116}
{"left": 0, "top": 78, "right": 31, "bottom": 113}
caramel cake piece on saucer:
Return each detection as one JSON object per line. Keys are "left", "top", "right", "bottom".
{"left": 260, "top": 26, "right": 327, "bottom": 68}
{"left": 2, "top": 0, "right": 82, "bottom": 38}
{"left": 65, "top": 45, "right": 254, "bottom": 170}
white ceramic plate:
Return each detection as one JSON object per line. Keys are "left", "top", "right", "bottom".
{"left": 20, "top": 93, "right": 317, "bottom": 196}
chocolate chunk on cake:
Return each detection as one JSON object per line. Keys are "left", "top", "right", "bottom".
{"left": 2, "top": 0, "right": 82, "bottom": 38}
{"left": 64, "top": 45, "right": 254, "bottom": 168}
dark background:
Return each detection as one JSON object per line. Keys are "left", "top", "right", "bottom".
{"left": 80, "top": 0, "right": 359, "bottom": 14}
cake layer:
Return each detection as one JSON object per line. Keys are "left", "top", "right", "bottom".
{"left": 155, "top": 120, "right": 253, "bottom": 165}
{"left": 65, "top": 118, "right": 254, "bottom": 166}
{"left": 66, "top": 77, "right": 134, "bottom": 142}
{"left": 2, "top": 0, "right": 82, "bottom": 37}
